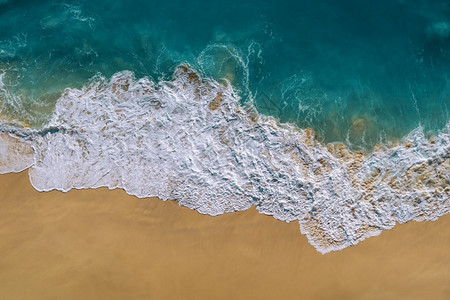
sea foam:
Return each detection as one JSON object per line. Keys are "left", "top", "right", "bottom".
{"left": 0, "top": 66, "right": 449, "bottom": 253}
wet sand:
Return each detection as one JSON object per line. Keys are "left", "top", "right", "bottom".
{"left": 0, "top": 171, "right": 449, "bottom": 300}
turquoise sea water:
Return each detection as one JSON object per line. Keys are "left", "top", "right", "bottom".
{"left": 1, "top": 0, "right": 449, "bottom": 150}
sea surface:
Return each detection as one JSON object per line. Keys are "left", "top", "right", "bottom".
{"left": 0, "top": 0, "right": 449, "bottom": 253}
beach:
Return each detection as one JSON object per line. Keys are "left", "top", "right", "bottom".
{"left": 0, "top": 170, "right": 449, "bottom": 299}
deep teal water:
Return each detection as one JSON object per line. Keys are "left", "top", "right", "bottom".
{"left": 1, "top": 0, "right": 449, "bottom": 150}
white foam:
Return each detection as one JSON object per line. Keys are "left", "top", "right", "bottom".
{"left": 1, "top": 67, "right": 449, "bottom": 253}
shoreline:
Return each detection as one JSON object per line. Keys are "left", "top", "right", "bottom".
{"left": 0, "top": 171, "right": 449, "bottom": 299}
{"left": 1, "top": 68, "right": 448, "bottom": 253}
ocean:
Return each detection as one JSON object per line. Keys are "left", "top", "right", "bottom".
{"left": 0, "top": 0, "right": 449, "bottom": 253}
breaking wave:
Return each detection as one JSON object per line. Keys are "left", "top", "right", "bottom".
{"left": 0, "top": 66, "right": 449, "bottom": 253}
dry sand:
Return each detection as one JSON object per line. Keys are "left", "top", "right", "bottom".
{"left": 0, "top": 171, "right": 449, "bottom": 300}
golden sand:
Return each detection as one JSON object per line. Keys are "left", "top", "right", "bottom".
{"left": 0, "top": 171, "right": 449, "bottom": 299}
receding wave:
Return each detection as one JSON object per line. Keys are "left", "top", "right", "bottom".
{"left": 0, "top": 66, "right": 449, "bottom": 253}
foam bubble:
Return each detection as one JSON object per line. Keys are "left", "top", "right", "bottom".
{"left": 0, "top": 72, "right": 4, "bottom": 89}
{"left": 1, "top": 66, "right": 449, "bottom": 253}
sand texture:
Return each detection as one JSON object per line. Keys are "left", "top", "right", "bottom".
{"left": 0, "top": 171, "right": 449, "bottom": 299}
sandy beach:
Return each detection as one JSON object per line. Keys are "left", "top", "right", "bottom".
{"left": 0, "top": 170, "right": 449, "bottom": 300}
